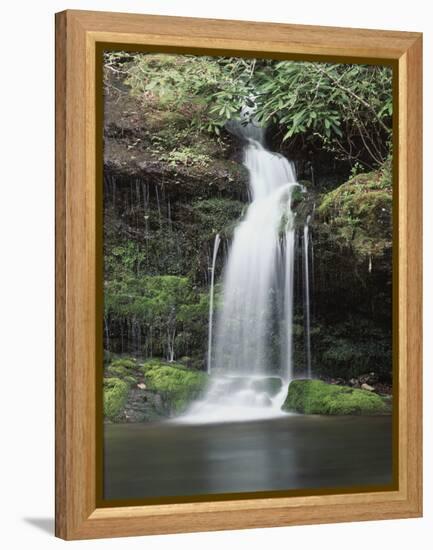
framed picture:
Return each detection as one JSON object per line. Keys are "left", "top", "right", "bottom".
{"left": 55, "top": 10, "right": 422, "bottom": 540}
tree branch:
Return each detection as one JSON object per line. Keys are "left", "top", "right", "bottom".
{"left": 313, "top": 64, "right": 390, "bottom": 134}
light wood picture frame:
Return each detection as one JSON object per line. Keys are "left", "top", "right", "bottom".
{"left": 55, "top": 9, "right": 422, "bottom": 540}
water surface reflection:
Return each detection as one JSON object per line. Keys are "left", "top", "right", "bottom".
{"left": 104, "top": 415, "right": 392, "bottom": 501}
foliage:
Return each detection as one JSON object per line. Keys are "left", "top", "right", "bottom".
{"left": 109, "top": 357, "right": 137, "bottom": 369}
{"left": 282, "top": 379, "right": 389, "bottom": 415}
{"left": 253, "top": 62, "right": 392, "bottom": 168}
{"left": 125, "top": 54, "right": 255, "bottom": 135}
{"left": 105, "top": 275, "right": 211, "bottom": 361}
{"left": 107, "top": 365, "right": 129, "bottom": 377}
{"left": 301, "top": 315, "right": 392, "bottom": 381}
{"left": 105, "top": 240, "right": 148, "bottom": 280}
{"left": 124, "top": 375, "right": 138, "bottom": 386}
{"left": 122, "top": 53, "right": 392, "bottom": 168}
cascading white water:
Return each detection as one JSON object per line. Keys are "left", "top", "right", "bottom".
{"left": 207, "top": 233, "right": 221, "bottom": 375}
{"left": 213, "top": 131, "right": 298, "bottom": 381}
{"left": 179, "top": 122, "right": 301, "bottom": 424}
{"left": 214, "top": 151, "right": 297, "bottom": 378}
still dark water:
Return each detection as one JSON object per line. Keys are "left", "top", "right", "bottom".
{"left": 104, "top": 415, "right": 392, "bottom": 501}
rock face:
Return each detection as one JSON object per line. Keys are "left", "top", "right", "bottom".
{"left": 103, "top": 356, "right": 209, "bottom": 422}
{"left": 103, "top": 70, "right": 249, "bottom": 365}
{"left": 282, "top": 379, "right": 390, "bottom": 415}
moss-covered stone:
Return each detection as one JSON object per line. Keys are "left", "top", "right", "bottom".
{"left": 282, "top": 379, "right": 389, "bottom": 415}
{"left": 103, "top": 377, "right": 130, "bottom": 421}
{"left": 142, "top": 361, "right": 208, "bottom": 414}
{"left": 317, "top": 161, "right": 392, "bottom": 262}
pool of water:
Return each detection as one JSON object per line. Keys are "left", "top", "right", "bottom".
{"left": 104, "top": 414, "right": 392, "bottom": 501}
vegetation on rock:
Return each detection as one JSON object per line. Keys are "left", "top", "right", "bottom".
{"left": 103, "top": 356, "right": 209, "bottom": 422}
{"left": 317, "top": 160, "right": 392, "bottom": 260}
{"left": 103, "top": 377, "right": 131, "bottom": 421}
{"left": 142, "top": 361, "right": 208, "bottom": 414}
{"left": 282, "top": 379, "right": 389, "bottom": 415}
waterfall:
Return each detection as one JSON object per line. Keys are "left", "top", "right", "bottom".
{"left": 207, "top": 233, "right": 221, "bottom": 375}
{"left": 213, "top": 133, "right": 298, "bottom": 380}
{"left": 180, "top": 121, "right": 302, "bottom": 424}
{"left": 303, "top": 216, "right": 312, "bottom": 378}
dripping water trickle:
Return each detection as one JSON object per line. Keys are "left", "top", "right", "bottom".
{"left": 207, "top": 233, "right": 221, "bottom": 375}
{"left": 303, "top": 216, "right": 312, "bottom": 378}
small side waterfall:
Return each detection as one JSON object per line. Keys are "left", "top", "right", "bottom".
{"left": 207, "top": 233, "right": 221, "bottom": 375}
{"left": 303, "top": 216, "right": 312, "bottom": 378}
{"left": 283, "top": 201, "right": 296, "bottom": 382}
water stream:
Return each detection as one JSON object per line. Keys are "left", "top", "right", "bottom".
{"left": 182, "top": 123, "right": 303, "bottom": 423}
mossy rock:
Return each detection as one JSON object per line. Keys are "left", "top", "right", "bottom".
{"left": 317, "top": 162, "right": 392, "bottom": 262}
{"left": 103, "top": 377, "right": 129, "bottom": 421}
{"left": 282, "top": 379, "right": 389, "bottom": 415}
{"left": 143, "top": 362, "right": 209, "bottom": 414}
{"left": 251, "top": 377, "right": 283, "bottom": 397}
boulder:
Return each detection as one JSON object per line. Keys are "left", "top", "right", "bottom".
{"left": 282, "top": 379, "right": 389, "bottom": 415}
{"left": 251, "top": 377, "right": 283, "bottom": 397}
{"left": 142, "top": 362, "right": 209, "bottom": 414}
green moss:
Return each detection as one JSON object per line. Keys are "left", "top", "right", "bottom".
{"left": 191, "top": 198, "right": 245, "bottom": 238}
{"left": 103, "top": 377, "right": 129, "bottom": 421}
{"left": 282, "top": 379, "right": 389, "bottom": 415}
{"left": 109, "top": 357, "right": 137, "bottom": 369}
{"left": 317, "top": 161, "right": 392, "bottom": 260}
{"left": 142, "top": 362, "right": 208, "bottom": 414}
{"left": 160, "top": 146, "right": 212, "bottom": 168}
